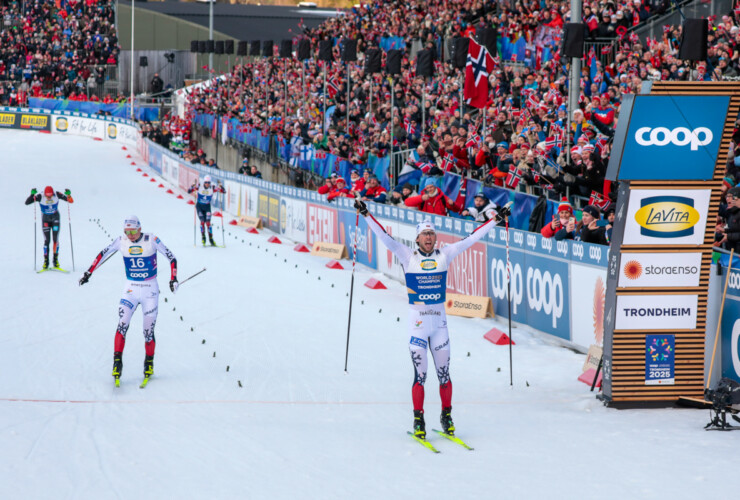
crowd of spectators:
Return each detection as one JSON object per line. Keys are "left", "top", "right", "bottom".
{"left": 0, "top": 0, "right": 120, "bottom": 105}
{"left": 182, "top": 0, "right": 737, "bottom": 248}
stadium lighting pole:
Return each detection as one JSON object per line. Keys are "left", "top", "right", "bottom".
{"left": 130, "top": 0, "right": 135, "bottom": 121}
{"left": 209, "top": 0, "right": 214, "bottom": 72}
{"left": 567, "top": 0, "right": 582, "bottom": 164}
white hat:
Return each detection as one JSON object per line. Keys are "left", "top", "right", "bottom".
{"left": 124, "top": 215, "right": 141, "bottom": 231}
{"left": 204, "top": 175, "right": 212, "bottom": 183}
{"left": 416, "top": 218, "right": 436, "bottom": 236}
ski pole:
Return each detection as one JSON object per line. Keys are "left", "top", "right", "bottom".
{"left": 344, "top": 200, "right": 361, "bottom": 373}
{"left": 67, "top": 202, "right": 75, "bottom": 271}
{"left": 33, "top": 200, "right": 37, "bottom": 271}
{"left": 179, "top": 267, "right": 207, "bottom": 287}
{"left": 193, "top": 192, "right": 197, "bottom": 247}
{"left": 506, "top": 214, "right": 513, "bottom": 387}
{"left": 220, "top": 187, "right": 226, "bottom": 248}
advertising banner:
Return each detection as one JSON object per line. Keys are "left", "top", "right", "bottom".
{"left": 258, "top": 190, "right": 270, "bottom": 227}
{"left": 178, "top": 164, "right": 198, "bottom": 192}
{"left": 162, "top": 155, "right": 179, "bottom": 185}
{"left": 615, "top": 294, "right": 698, "bottom": 330}
{"left": 622, "top": 189, "right": 711, "bottom": 246}
{"left": 721, "top": 271, "right": 740, "bottom": 383}
{"left": 645, "top": 334, "right": 675, "bottom": 385}
{"left": 224, "top": 180, "right": 240, "bottom": 215}
{"left": 307, "top": 203, "right": 338, "bottom": 245}
{"left": 0, "top": 111, "right": 51, "bottom": 131}
{"left": 280, "top": 197, "right": 307, "bottom": 243}
{"left": 618, "top": 95, "right": 729, "bottom": 181}
{"left": 570, "top": 263, "right": 607, "bottom": 348}
{"left": 147, "top": 146, "right": 162, "bottom": 175}
{"left": 52, "top": 115, "right": 105, "bottom": 139}
{"left": 106, "top": 121, "right": 139, "bottom": 146}
{"left": 617, "top": 252, "right": 702, "bottom": 288}
{"left": 338, "top": 211, "right": 376, "bottom": 268}
{"left": 243, "top": 186, "right": 259, "bottom": 217}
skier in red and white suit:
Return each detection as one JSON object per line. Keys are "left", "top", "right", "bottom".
{"left": 79, "top": 216, "right": 177, "bottom": 383}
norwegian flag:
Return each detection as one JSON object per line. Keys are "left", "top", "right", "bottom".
{"left": 595, "top": 136, "right": 609, "bottom": 155}
{"left": 632, "top": 11, "right": 640, "bottom": 27}
{"left": 585, "top": 14, "right": 598, "bottom": 32}
{"left": 403, "top": 117, "right": 416, "bottom": 135}
{"left": 544, "top": 136, "right": 558, "bottom": 151}
{"left": 418, "top": 161, "right": 435, "bottom": 174}
{"left": 629, "top": 32, "right": 640, "bottom": 44}
{"left": 589, "top": 190, "right": 611, "bottom": 210}
{"left": 464, "top": 40, "right": 495, "bottom": 109}
{"left": 326, "top": 76, "right": 340, "bottom": 99}
{"left": 465, "top": 134, "right": 482, "bottom": 150}
{"left": 510, "top": 108, "right": 522, "bottom": 121}
{"left": 211, "top": 115, "right": 219, "bottom": 139}
{"left": 601, "top": 45, "right": 613, "bottom": 55}
{"left": 356, "top": 145, "right": 365, "bottom": 157}
{"left": 525, "top": 93, "right": 540, "bottom": 110}
{"left": 440, "top": 153, "right": 457, "bottom": 172}
{"left": 505, "top": 168, "right": 522, "bottom": 189}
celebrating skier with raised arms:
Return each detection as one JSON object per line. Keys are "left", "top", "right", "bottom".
{"left": 188, "top": 174, "right": 224, "bottom": 246}
{"left": 79, "top": 216, "right": 177, "bottom": 387}
{"left": 355, "top": 198, "right": 511, "bottom": 444}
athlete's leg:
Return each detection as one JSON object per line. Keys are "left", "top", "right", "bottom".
{"left": 197, "top": 206, "right": 207, "bottom": 237}
{"left": 408, "top": 311, "right": 431, "bottom": 412}
{"left": 115, "top": 289, "right": 139, "bottom": 353}
{"left": 141, "top": 286, "right": 159, "bottom": 357}
{"left": 42, "top": 220, "right": 51, "bottom": 261}
{"left": 429, "top": 325, "right": 452, "bottom": 408}
{"left": 204, "top": 205, "right": 214, "bottom": 240}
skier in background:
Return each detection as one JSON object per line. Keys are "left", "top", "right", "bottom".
{"left": 78, "top": 216, "right": 178, "bottom": 386}
{"left": 188, "top": 174, "right": 224, "bottom": 246}
{"left": 25, "top": 185, "right": 74, "bottom": 270}
{"left": 355, "top": 198, "right": 511, "bottom": 439}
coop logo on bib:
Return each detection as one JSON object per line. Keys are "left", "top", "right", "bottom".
{"left": 634, "top": 196, "right": 699, "bottom": 238}
{"left": 420, "top": 259, "right": 437, "bottom": 270}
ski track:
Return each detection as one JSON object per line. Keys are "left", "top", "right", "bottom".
{"left": 0, "top": 130, "right": 737, "bottom": 499}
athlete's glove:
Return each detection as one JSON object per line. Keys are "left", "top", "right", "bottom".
{"left": 79, "top": 271, "right": 91, "bottom": 286}
{"left": 31, "top": 188, "right": 37, "bottom": 196}
{"left": 64, "top": 189, "right": 71, "bottom": 196}
{"left": 497, "top": 201, "right": 513, "bottom": 219}
{"left": 169, "top": 277, "right": 179, "bottom": 293}
{"left": 354, "top": 198, "right": 368, "bottom": 216}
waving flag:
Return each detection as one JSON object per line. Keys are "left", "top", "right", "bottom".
{"left": 440, "top": 153, "right": 457, "bottom": 172}
{"left": 505, "top": 168, "right": 522, "bottom": 189}
{"left": 589, "top": 190, "right": 611, "bottom": 210}
{"left": 464, "top": 40, "right": 495, "bottom": 109}
{"left": 441, "top": 172, "right": 463, "bottom": 200}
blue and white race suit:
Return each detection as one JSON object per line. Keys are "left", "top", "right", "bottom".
{"left": 365, "top": 213, "right": 498, "bottom": 402}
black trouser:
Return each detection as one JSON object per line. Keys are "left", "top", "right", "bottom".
{"left": 42, "top": 213, "right": 61, "bottom": 260}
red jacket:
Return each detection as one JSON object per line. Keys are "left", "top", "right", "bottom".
{"left": 405, "top": 190, "right": 462, "bottom": 215}
{"left": 327, "top": 186, "right": 350, "bottom": 201}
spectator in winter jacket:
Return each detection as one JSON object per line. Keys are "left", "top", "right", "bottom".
{"left": 349, "top": 169, "right": 365, "bottom": 195}
{"left": 388, "top": 183, "right": 418, "bottom": 208}
{"left": 541, "top": 198, "right": 575, "bottom": 239}
{"left": 360, "top": 176, "right": 387, "bottom": 204}
{"left": 318, "top": 176, "right": 337, "bottom": 195}
{"left": 578, "top": 205, "right": 608, "bottom": 245}
{"left": 461, "top": 193, "right": 500, "bottom": 223}
{"left": 719, "top": 187, "right": 740, "bottom": 252}
{"left": 405, "top": 177, "right": 462, "bottom": 216}
{"left": 327, "top": 177, "right": 351, "bottom": 201}
{"left": 591, "top": 95, "right": 616, "bottom": 127}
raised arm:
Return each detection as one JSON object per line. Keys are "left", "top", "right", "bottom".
{"left": 357, "top": 201, "right": 412, "bottom": 264}
{"left": 442, "top": 202, "right": 512, "bottom": 261}
{"left": 79, "top": 237, "right": 122, "bottom": 285}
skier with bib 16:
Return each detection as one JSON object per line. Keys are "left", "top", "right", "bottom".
{"left": 354, "top": 198, "right": 511, "bottom": 440}
{"left": 79, "top": 216, "right": 177, "bottom": 387}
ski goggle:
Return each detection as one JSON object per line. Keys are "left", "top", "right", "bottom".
{"left": 124, "top": 229, "right": 139, "bottom": 235}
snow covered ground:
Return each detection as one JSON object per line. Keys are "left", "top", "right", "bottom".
{"left": 0, "top": 130, "right": 736, "bottom": 500}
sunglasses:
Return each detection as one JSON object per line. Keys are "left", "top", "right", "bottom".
{"left": 124, "top": 229, "right": 139, "bottom": 235}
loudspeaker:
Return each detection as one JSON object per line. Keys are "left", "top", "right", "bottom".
{"left": 561, "top": 23, "right": 584, "bottom": 58}
{"left": 319, "top": 40, "right": 333, "bottom": 62}
{"left": 297, "top": 39, "right": 311, "bottom": 61}
{"left": 416, "top": 49, "right": 434, "bottom": 77}
{"left": 250, "top": 40, "right": 261, "bottom": 56}
{"left": 262, "top": 40, "right": 273, "bottom": 57}
{"left": 237, "top": 41, "right": 248, "bottom": 56}
{"left": 452, "top": 37, "right": 469, "bottom": 69}
{"left": 215, "top": 41, "right": 224, "bottom": 55}
{"left": 139, "top": 56, "right": 148, "bottom": 67}
{"left": 476, "top": 27, "right": 497, "bottom": 57}
{"left": 342, "top": 39, "right": 357, "bottom": 62}
{"left": 364, "top": 48, "right": 381, "bottom": 73}
{"left": 225, "top": 40, "right": 234, "bottom": 55}
{"left": 386, "top": 49, "right": 402, "bottom": 75}
{"left": 190, "top": 40, "right": 198, "bottom": 53}
{"left": 679, "top": 18, "right": 708, "bottom": 61}
{"left": 206, "top": 40, "right": 215, "bottom": 54}
{"left": 280, "top": 39, "right": 293, "bottom": 58}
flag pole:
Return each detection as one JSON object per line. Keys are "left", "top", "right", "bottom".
{"left": 390, "top": 76, "right": 395, "bottom": 190}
